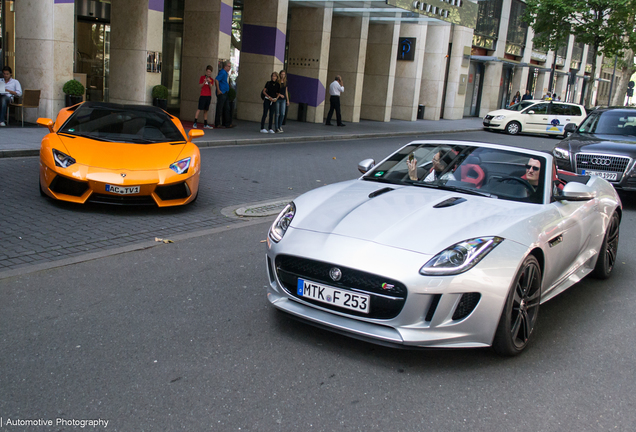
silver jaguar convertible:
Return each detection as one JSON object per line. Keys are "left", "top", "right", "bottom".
{"left": 265, "top": 140, "right": 621, "bottom": 355}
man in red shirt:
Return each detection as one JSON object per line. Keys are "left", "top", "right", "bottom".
{"left": 193, "top": 65, "right": 214, "bottom": 129}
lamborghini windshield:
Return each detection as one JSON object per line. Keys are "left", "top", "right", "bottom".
{"left": 59, "top": 102, "right": 185, "bottom": 143}
{"left": 364, "top": 143, "right": 547, "bottom": 204}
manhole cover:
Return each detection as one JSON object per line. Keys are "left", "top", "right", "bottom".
{"left": 235, "top": 199, "right": 291, "bottom": 217}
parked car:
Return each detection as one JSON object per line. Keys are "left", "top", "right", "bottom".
{"left": 553, "top": 107, "right": 636, "bottom": 190}
{"left": 483, "top": 100, "right": 586, "bottom": 137}
{"left": 265, "top": 140, "right": 621, "bottom": 356}
{"left": 38, "top": 101, "right": 203, "bottom": 207}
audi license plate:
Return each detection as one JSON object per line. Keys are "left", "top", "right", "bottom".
{"left": 297, "top": 278, "right": 370, "bottom": 314}
{"left": 581, "top": 170, "right": 618, "bottom": 181}
{"left": 105, "top": 184, "right": 140, "bottom": 194}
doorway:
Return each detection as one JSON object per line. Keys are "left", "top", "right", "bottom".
{"left": 464, "top": 62, "right": 484, "bottom": 117}
{"left": 75, "top": 21, "right": 110, "bottom": 102}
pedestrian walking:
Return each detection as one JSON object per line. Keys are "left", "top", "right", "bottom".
{"left": 275, "top": 70, "right": 289, "bottom": 133}
{"left": 215, "top": 60, "right": 235, "bottom": 128}
{"left": 260, "top": 72, "right": 280, "bottom": 133}
{"left": 193, "top": 65, "right": 214, "bottom": 129}
{"left": 325, "top": 75, "right": 345, "bottom": 126}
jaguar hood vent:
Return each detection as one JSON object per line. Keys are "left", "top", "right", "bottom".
{"left": 368, "top": 187, "right": 394, "bottom": 198}
{"left": 433, "top": 197, "right": 467, "bottom": 208}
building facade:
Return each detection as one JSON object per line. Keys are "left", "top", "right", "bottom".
{"left": 0, "top": 0, "right": 626, "bottom": 125}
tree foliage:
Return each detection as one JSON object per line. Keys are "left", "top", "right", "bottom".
{"left": 524, "top": 0, "right": 636, "bottom": 106}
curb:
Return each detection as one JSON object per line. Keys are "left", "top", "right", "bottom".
{"left": 0, "top": 127, "right": 483, "bottom": 158}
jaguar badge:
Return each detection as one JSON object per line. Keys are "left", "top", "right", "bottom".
{"left": 329, "top": 267, "right": 342, "bottom": 282}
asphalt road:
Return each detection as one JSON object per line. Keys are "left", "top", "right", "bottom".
{"left": 2, "top": 131, "right": 636, "bottom": 431}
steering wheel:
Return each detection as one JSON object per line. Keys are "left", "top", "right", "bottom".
{"left": 495, "top": 176, "right": 536, "bottom": 194}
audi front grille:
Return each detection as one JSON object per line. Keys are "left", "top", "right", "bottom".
{"left": 575, "top": 153, "right": 630, "bottom": 174}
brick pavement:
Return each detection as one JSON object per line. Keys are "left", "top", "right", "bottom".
{"left": 0, "top": 117, "right": 484, "bottom": 275}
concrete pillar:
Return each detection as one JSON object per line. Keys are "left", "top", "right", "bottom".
{"left": 286, "top": 6, "right": 332, "bottom": 124}
{"left": 510, "top": 26, "right": 534, "bottom": 97}
{"left": 109, "top": 0, "right": 149, "bottom": 105}
{"left": 535, "top": 50, "right": 555, "bottom": 98}
{"left": 554, "top": 35, "right": 575, "bottom": 100}
{"left": 573, "top": 45, "right": 590, "bottom": 103}
{"left": 14, "top": 0, "right": 74, "bottom": 122}
{"left": 236, "top": 0, "right": 289, "bottom": 123}
{"left": 420, "top": 23, "right": 451, "bottom": 121}
{"left": 145, "top": 2, "right": 164, "bottom": 105}
{"left": 326, "top": 15, "right": 369, "bottom": 123}
{"left": 179, "top": 0, "right": 232, "bottom": 122}
{"left": 392, "top": 22, "right": 427, "bottom": 121}
{"left": 360, "top": 22, "right": 399, "bottom": 122}
{"left": 443, "top": 25, "right": 474, "bottom": 119}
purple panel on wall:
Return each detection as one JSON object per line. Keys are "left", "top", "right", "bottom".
{"left": 149, "top": 0, "right": 164, "bottom": 12}
{"left": 287, "top": 74, "right": 325, "bottom": 108}
{"left": 54, "top": 0, "right": 74, "bottom": 3}
{"left": 242, "top": 24, "right": 286, "bottom": 63}
{"left": 220, "top": 3, "right": 233, "bottom": 36}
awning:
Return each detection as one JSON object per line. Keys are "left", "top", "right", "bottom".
{"left": 469, "top": 55, "right": 529, "bottom": 67}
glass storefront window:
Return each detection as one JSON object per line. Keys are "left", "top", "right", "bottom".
{"left": 473, "top": 0, "right": 502, "bottom": 50}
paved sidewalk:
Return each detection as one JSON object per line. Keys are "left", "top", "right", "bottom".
{"left": 0, "top": 116, "right": 484, "bottom": 158}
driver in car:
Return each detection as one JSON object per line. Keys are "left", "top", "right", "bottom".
{"left": 523, "top": 158, "right": 541, "bottom": 187}
{"left": 407, "top": 151, "right": 457, "bottom": 182}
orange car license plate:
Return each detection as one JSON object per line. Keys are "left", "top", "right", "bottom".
{"left": 105, "top": 185, "right": 140, "bottom": 194}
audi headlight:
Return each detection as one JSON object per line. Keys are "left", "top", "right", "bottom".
{"left": 420, "top": 237, "right": 503, "bottom": 276}
{"left": 269, "top": 202, "right": 296, "bottom": 243}
{"left": 52, "top": 149, "right": 76, "bottom": 168}
{"left": 494, "top": 115, "right": 506, "bottom": 120}
{"left": 170, "top": 157, "right": 191, "bottom": 174}
{"left": 553, "top": 147, "right": 569, "bottom": 159}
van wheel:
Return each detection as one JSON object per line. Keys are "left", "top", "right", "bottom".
{"left": 505, "top": 121, "right": 521, "bottom": 135}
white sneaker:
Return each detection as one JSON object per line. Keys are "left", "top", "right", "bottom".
{"left": 279, "top": 127, "right": 283, "bottom": 132}
{"left": 0, "top": 122, "right": 6, "bottom": 127}
{"left": 204, "top": 124, "right": 213, "bottom": 129}
{"left": 192, "top": 123, "right": 198, "bottom": 129}
{"left": 260, "top": 129, "right": 268, "bottom": 133}
{"left": 268, "top": 129, "right": 275, "bottom": 134}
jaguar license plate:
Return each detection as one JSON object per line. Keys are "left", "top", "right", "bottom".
{"left": 581, "top": 170, "right": 618, "bottom": 181}
{"left": 297, "top": 278, "right": 370, "bottom": 314}
{"left": 105, "top": 184, "right": 141, "bottom": 194}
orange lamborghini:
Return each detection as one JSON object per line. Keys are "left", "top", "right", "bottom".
{"left": 38, "top": 102, "right": 203, "bottom": 207}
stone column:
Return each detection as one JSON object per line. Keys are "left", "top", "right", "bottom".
{"left": 420, "top": 23, "right": 451, "bottom": 121}
{"left": 236, "top": 0, "right": 289, "bottom": 122}
{"left": 535, "top": 50, "right": 555, "bottom": 98}
{"left": 554, "top": 35, "right": 575, "bottom": 101}
{"left": 286, "top": 6, "right": 332, "bottom": 123}
{"left": 360, "top": 22, "right": 399, "bottom": 122}
{"left": 109, "top": 0, "right": 149, "bottom": 105}
{"left": 573, "top": 45, "right": 589, "bottom": 103}
{"left": 326, "top": 15, "right": 369, "bottom": 123}
{"left": 392, "top": 22, "right": 427, "bottom": 121}
{"left": 443, "top": 25, "right": 473, "bottom": 119}
{"left": 14, "top": 0, "right": 74, "bottom": 122}
{"left": 510, "top": 27, "right": 534, "bottom": 97}
{"left": 179, "top": 0, "right": 232, "bottom": 121}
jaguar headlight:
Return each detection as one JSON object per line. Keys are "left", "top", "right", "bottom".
{"left": 420, "top": 237, "right": 503, "bottom": 276}
{"left": 170, "top": 157, "right": 191, "bottom": 174}
{"left": 553, "top": 147, "right": 569, "bottom": 159}
{"left": 494, "top": 115, "right": 506, "bottom": 120}
{"left": 269, "top": 202, "right": 296, "bottom": 243}
{"left": 52, "top": 149, "right": 76, "bottom": 168}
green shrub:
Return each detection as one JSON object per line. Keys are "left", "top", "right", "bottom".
{"left": 152, "top": 85, "right": 169, "bottom": 100}
{"left": 62, "top": 80, "right": 85, "bottom": 96}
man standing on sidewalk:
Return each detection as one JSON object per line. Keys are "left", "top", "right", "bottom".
{"left": 325, "top": 75, "right": 345, "bottom": 127}
{"left": 215, "top": 61, "right": 234, "bottom": 128}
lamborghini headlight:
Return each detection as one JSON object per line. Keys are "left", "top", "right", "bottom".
{"left": 420, "top": 237, "right": 503, "bottom": 276}
{"left": 269, "top": 202, "right": 296, "bottom": 243}
{"left": 170, "top": 157, "right": 191, "bottom": 174}
{"left": 52, "top": 149, "right": 76, "bottom": 168}
{"left": 493, "top": 115, "right": 506, "bottom": 120}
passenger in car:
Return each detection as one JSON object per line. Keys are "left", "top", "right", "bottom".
{"left": 407, "top": 150, "right": 457, "bottom": 182}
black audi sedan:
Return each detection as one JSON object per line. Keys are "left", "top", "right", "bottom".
{"left": 553, "top": 107, "right": 636, "bottom": 190}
